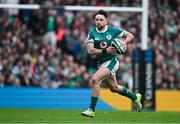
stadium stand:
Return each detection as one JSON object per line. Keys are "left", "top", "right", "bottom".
{"left": 0, "top": 0, "right": 179, "bottom": 89}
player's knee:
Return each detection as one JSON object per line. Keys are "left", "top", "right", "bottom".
{"left": 89, "top": 79, "right": 95, "bottom": 87}
{"left": 91, "top": 77, "right": 99, "bottom": 85}
{"left": 89, "top": 78, "right": 99, "bottom": 88}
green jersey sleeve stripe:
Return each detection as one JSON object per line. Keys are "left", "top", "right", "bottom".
{"left": 86, "top": 42, "right": 94, "bottom": 44}
{"left": 118, "top": 31, "right": 125, "bottom": 38}
{"left": 86, "top": 39, "right": 94, "bottom": 43}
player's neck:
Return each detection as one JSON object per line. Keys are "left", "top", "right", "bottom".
{"left": 96, "top": 25, "right": 108, "bottom": 33}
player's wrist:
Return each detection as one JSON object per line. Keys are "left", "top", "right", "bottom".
{"left": 102, "top": 49, "right": 107, "bottom": 54}
{"left": 123, "top": 40, "right": 128, "bottom": 45}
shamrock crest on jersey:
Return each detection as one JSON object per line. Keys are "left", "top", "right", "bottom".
{"left": 86, "top": 25, "right": 125, "bottom": 66}
{"left": 106, "top": 35, "right": 112, "bottom": 40}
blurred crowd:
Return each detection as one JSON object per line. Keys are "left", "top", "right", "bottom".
{"left": 0, "top": 0, "right": 179, "bottom": 89}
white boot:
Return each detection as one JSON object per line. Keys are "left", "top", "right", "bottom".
{"left": 81, "top": 108, "right": 95, "bottom": 117}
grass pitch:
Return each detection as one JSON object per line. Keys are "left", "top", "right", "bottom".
{"left": 0, "top": 109, "right": 180, "bottom": 123}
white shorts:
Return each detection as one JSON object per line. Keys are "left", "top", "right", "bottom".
{"left": 99, "top": 58, "right": 119, "bottom": 77}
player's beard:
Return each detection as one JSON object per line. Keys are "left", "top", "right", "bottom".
{"left": 96, "top": 24, "right": 105, "bottom": 31}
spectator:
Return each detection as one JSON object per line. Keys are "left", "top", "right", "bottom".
{"left": 0, "top": 0, "right": 179, "bottom": 89}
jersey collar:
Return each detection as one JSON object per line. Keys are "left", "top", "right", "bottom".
{"left": 96, "top": 25, "right": 108, "bottom": 33}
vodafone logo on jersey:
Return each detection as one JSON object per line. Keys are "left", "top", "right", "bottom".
{"left": 100, "top": 41, "right": 107, "bottom": 48}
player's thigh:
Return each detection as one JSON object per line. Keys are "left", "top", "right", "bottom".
{"left": 104, "top": 58, "right": 119, "bottom": 77}
{"left": 92, "top": 65, "right": 110, "bottom": 83}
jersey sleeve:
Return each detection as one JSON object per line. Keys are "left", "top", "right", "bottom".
{"left": 86, "top": 30, "right": 94, "bottom": 44}
{"left": 114, "top": 27, "right": 125, "bottom": 38}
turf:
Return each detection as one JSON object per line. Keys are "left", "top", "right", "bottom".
{"left": 0, "top": 109, "right": 180, "bottom": 123}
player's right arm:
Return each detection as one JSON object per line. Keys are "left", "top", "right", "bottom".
{"left": 87, "top": 43, "right": 116, "bottom": 55}
{"left": 86, "top": 30, "right": 101, "bottom": 55}
{"left": 87, "top": 43, "right": 102, "bottom": 55}
{"left": 86, "top": 29, "right": 116, "bottom": 55}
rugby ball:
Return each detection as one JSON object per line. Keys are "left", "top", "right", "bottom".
{"left": 111, "top": 38, "right": 127, "bottom": 54}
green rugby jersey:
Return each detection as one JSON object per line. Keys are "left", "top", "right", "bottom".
{"left": 86, "top": 25, "right": 125, "bottom": 66}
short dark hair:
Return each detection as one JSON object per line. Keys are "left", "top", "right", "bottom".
{"left": 94, "top": 9, "right": 108, "bottom": 19}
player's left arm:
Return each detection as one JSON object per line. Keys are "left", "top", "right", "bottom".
{"left": 115, "top": 27, "right": 134, "bottom": 52}
{"left": 123, "top": 31, "right": 134, "bottom": 44}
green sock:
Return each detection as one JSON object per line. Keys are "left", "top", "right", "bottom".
{"left": 120, "top": 87, "right": 137, "bottom": 101}
{"left": 89, "top": 96, "right": 98, "bottom": 112}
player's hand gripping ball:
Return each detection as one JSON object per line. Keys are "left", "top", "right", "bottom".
{"left": 111, "top": 38, "right": 127, "bottom": 54}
